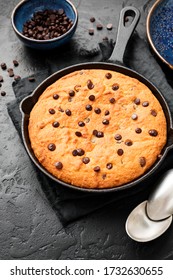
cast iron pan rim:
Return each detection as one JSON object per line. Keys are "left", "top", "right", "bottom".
{"left": 146, "top": 0, "right": 173, "bottom": 70}
{"left": 20, "top": 61, "right": 173, "bottom": 193}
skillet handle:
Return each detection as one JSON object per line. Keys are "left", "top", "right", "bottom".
{"left": 108, "top": 6, "right": 140, "bottom": 64}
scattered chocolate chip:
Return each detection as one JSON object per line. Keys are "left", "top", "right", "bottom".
{"left": 49, "top": 108, "right": 55, "bottom": 114}
{"left": 1, "top": 91, "right": 6, "bottom": 96}
{"left": 102, "top": 36, "right": 108, "bottom": 41}
{"left": 90, "top": 17, "right": 95, "bottom": 22}
{"left": 109, "top": 97, "right": 116, "bottom": 104}
{"left": 94, "top": 166, "right": 100, "bottom": 172}
{"left": 53, "top": 94, "right": 59, "bottom": 100}
{"left": 1, "top": 62, "right": 7, "bottom": 70}
{"left": 52, "top": 121, "right": 60, "bottom": 127}
{"left": 112, "top": 83, "right": 119, "bottom": 90}
{"left": 78, "top": 121, "right": 85, "bottom": 127}
{"left": 131, "top": 113, "right": 138, "bottom": 120}
{"left": 13, "top": 60, "right": 19, "bottom": 67}
{"left": 75, "top": 131, "right": 82, "bottom": 137}
{"left": 48, "top": 143, "right": 56, "bottom": 151}
{"left": 149, "top": 129, "right": 158, "bottom": 136}
{"left": 65, "top": 109, "right": 72, "bottom": 116}
{"left": 22, "top": 9, "right": 73, "bottom": 40}
{"left": 117, "top": 149, "right": 124, "bottom": 156}
{"left": 69, "top": 90, "right": 75, "bottom": 97}
{"left": 55, "top": 161, "right": 63, "bottom": 169}
{"left": 28, "top": 77, "right": 35, "bottom": 82}
{"left": 88, "top": 28, "right": 94, "bottom": 35}
{"left": 135, "top": 128, "right": 142, "bottom": 134}
{"left": 72, "top": 149, "right": 78, "bottom": 156}
{"left": 139, "top": 157, "right": 146, "bottom": 167}
{"left": 106, "top": 23, "right": 113, "bottom": 30}
{"left": 125, "top": 139, "right": 133, "bottom": 146}
{"left": 142, "top": 101, "right": 149, "bottom": 107}
{"left": 7, "top": 68, "right": 14, "bottom": 77}
{"left": 102, "top": 119, "right": 109, "bottom": 125}
{"left": 151, "top": 109, "right": 157, "bottom": 117}
{"left": 58, "top": 106, "right": 64, "bottom": 112}
{"left": 105, "top": 72, "right": 112, "bottom": 79}
{"left": 89, "top": 94, "right": 95, "bottom": 101}
{"left": 114, "top": 134, "right": 122, "bottom": 141}
{"left": 106, "top": 163, "right": 113, "bottom": 169}
{"left": 96, "top": 23, "right": 103, "bottom": 30}
{"left": 93, "top": 130, "right": 98, "bottom": 136}
{"left": 77, "top": 148, "right": 85, "bottom": 156}
{"left": 87, "top": 79, "right": 94, "bottom": 89}
{"left": 0, "top": 75, "right": 3, "bottom": 82}
{"left": 85, "top": 104, "right": 92, "bottom": 111}
{"left": 96, "top": 131, "right": 104, "bottom": 138}
{"left": 94, "top": 107, "right": 101, "bottom": 114}
{"left": 82, "top": 157, "right": 90, "bottom": 164}
{"left": 105, "top": 110, "right": 110, "bottom": 115}
{"left": 134, "top": 98, "right": 140, "bottom": 105}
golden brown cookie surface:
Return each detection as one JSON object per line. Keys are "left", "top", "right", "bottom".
{"left": 29, "top": 69, "right": 167, "bottom": 189}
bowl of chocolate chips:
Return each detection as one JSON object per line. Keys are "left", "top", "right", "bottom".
{"left": 11, "top": 0, "right": 78, "bottom": 50}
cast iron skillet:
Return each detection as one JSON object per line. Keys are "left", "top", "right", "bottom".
{"left": 20, "top": 6, "right": 173, "bottom": 193}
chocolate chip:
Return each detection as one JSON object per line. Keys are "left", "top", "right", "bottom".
{"left": 85, "top": 104, "right": 92, "bottom": 111}
{"left": 102, "top": 174, "right": 107, "bottom": 179}
{"left": 131, "top": 113, "right": 138, "bottom": 120}
{"left": 96, "top": 131, "right": 104, "bottom": 138}
{"left": 69, "top": 90, "right": 75, "bottom": 97}
{"left": 105, "top": 72, "right": 112, "bottom": 79}
{"left": 75, "top": 131, "right": 82, "bottom": 137}
{"left": 89, "top": 28, "right": 94, "bottom": 35}
{"left": 7, "top": 68, "right": 14, "bottom": 77}
{"left": 72, "top": 149, "right": 78, "bottom": 156}
{"left": 58, "top": 106, "right": 64, "bottom": 112}
{"left": 106, "top": 163, "right": 113, "bottom": 169}
{"left": 53, "top": 94, "right": 59, "bottom": 100}
{"left": 96, "top": 23, "right": 103, "bottom": 30}
{"left": 125, "top": 139, "right": 133, "bottom": 146}
{"left": 48, "top": 143, "right": 56, "bottom": 151}
{"left": 89, "top": 94, "right": 95, "bottom": 101}
{"left": 148, "top": 129, "right": 158, "bottom": 136}
{"left": 77, "top": 148, "right": 85, "bottom": 156}
{"left": 135, "top": 128, "right": 142, "bottom": 134}
{"left": 87, "top": 79, "right": 94, "bottom": 89}
{"left": 106, "top": 23, "right": 113, "bottom": 30}
{"left": 28, "top": 77, "right": 35, "bottom": 82}
{"left": 90, "top": 17, "right": 95, "bottom": 22}
{"left": 78, "top": 121, "right": 85, "bottom": 127}
{"left": 102, "top": 119, "right": 109, "bottom": 125}
{"left": 52, "top": 121, "right": 60, "bottom": 127}
{"left": 105, "top": 110, "right": 110, "bottom": 115}
{"left": 117, "top": 149, "right": 124, "bottom": 156}
{"left": 139, "top": 157, "right": 146, "bottom": 167}
{"left": 93, "top": 130, "right": 98, "bottom": 136}
{"left": 109, "top": 97, "right": 116, "bottom": 104}
{"left": 55, "top": 161, "right": 63, "bottom": 169}
{"left": 0, "top": 75, "right": 4, "bottom": 82}
{"left": 151, "top": 109, "right": 157, "bottom": 117}
{"left": 13, "top": 60, "right": 19, "bottom": 67}
{"left": 142, "top": 101, "right": 149, "bottom": 107}
{"left": 1, "top": 63, "right": 7, "bottom": 70}
{"left": 65, "top": 109, "right": 72, "bottom": 116}
{"left": 114, "top": 134, "right": 122, "bottom": 141}
{"left": 1, "top": 91, "right": 6, "bottom": 96}
{"left": 94, "top": 107, "right": 101, "bottom": 114}
{"left": 94, "top": 166, "right": 100, "bottom": 172}
{"left": 49, "top": 108, "right": 55, "bottom": 114}
{"left": 82, "top": 157, "right": 90, "bottom": 164}
{"left": 112, "top": 83, "right": 119, "bottom": 90}
{"left": 134, "top": 98, "right": 140, "bottom": 105}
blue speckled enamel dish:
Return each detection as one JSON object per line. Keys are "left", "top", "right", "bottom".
{"left": 11, "top": 0, "right": 78, "bottom": 50}
{"left": 147, "top": 0, "right": 173, "bottom": 69}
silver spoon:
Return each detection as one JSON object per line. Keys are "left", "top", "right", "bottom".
{"left": 125, "top": 169, "right": 173, "bottom": 242}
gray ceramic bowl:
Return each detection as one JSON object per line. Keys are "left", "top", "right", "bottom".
{"left": 11, "top": 0, "right": 78, "bottom": 50}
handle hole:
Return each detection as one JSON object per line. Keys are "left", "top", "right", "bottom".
{"left": 124, "top": 10, "right": 136, "bottom": 27}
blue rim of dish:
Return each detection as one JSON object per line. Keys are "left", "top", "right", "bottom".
{"left": 146, "top": 0, "right": 173, "bottom": 70}
{"left": 11, "top": 0, "right": 78, "bottom": 44}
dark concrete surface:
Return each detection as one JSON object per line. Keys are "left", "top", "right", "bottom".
{"left": 1, "top": 0, "right": 173, "bottom": 260}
